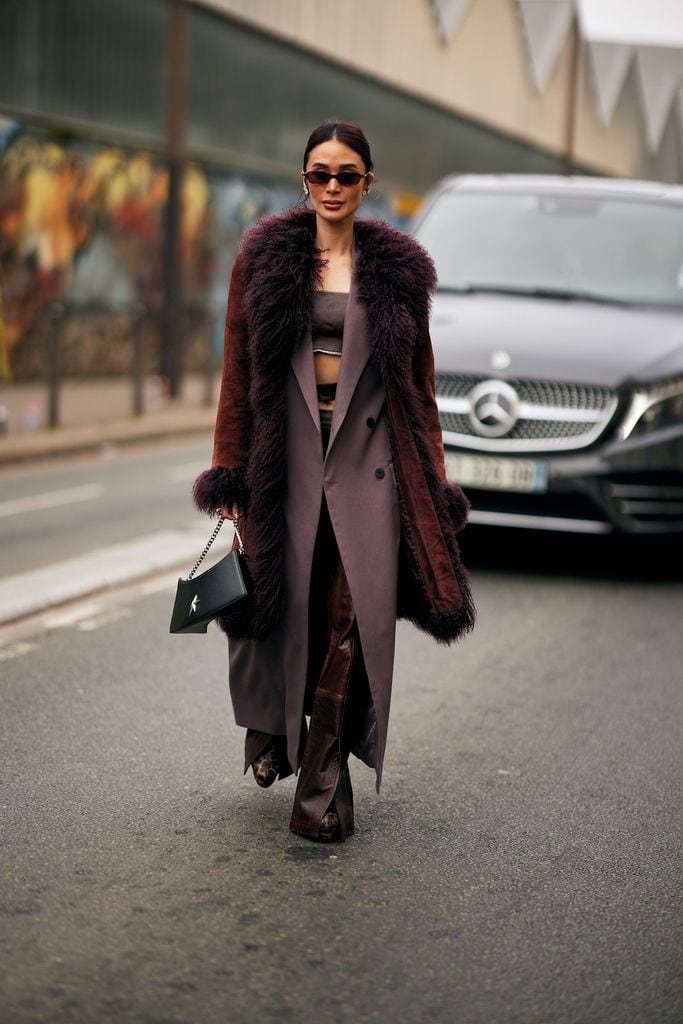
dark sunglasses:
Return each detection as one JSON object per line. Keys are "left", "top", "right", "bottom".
{"left": 302, "top": 169, "right": 367, "bottom": 187}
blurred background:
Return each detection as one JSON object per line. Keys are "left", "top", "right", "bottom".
{"left": 0, "top": 0, "right": 682, "bottom": 425}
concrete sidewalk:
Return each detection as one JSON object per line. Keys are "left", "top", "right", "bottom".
{"left": 0, "top": 373, "right": 216, "bottom": 466}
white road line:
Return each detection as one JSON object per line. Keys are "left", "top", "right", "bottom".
{"left": 0, "top": 569, "right": 191, "bottom": 649}
{"left": 0, "top": 483, "right": 103, "bottom": 518}
{"left": 138, "top": 572, "right": 180, "bottom": 595}
{"left": 42, "top": 603, "right": 102, "bottom": 629}
{"left": 0, "top": 641, "right": 38, "bottom": 661}
{"left": 77, "top": 608, "right": 132, "bottom": 632}
{"left": 0, "top": 519, "right": 234, "bottom": 627}
{"left": 167, "top": 462, "right": 206, "bottom": 484}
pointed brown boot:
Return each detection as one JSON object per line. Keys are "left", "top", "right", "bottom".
{"left": 251, "top": 744, "right": 279, "bottom": 788}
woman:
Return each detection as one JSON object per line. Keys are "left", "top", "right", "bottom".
{"left": 193, "top": 120, "right": 475, "bottom": 843}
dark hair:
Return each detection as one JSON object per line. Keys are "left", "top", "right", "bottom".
{"left": 302, "top": 120, "right": 374, "bottom": 174}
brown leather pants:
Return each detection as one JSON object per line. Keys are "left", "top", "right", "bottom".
{"left": 289, "top": 499, "right": 361, "bottom": 840}
{"left": 245, "top": 408, "right": 366, "bottom": 841}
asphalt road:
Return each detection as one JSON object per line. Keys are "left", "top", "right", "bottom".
{"left": 0, "top": 438, "right": 211, "bottom": 578}
{"left": 1, "top": 522, "right": 681, "bottom": 1024}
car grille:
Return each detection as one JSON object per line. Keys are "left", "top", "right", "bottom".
{"left": 436, "top": 372, "right": 618, "bottom": 452}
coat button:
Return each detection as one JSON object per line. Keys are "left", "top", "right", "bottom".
{"left": 366, "top": 416, "right": 376, "bottom": 428}
{"left": 375, "top": 467, "right": 385, "bottom": 479}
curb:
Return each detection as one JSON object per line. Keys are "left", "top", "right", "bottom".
{"left": 0, "top": 408, "right": 215, "bottom": 467}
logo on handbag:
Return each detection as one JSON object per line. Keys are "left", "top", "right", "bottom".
{"left": 190, "top": 594, "right": 199, "bottom": 614}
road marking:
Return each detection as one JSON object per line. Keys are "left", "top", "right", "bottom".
{"left": 139, "top": 573, "right": 179, "bottom": 595}
{"left": 168, "top": 462, "right": 206, "bottom": 484}
{"left": 77, "top": 608, "right": 132, "bottom": 631}
{"left": 0, "top": 566, "right": 210, "bottom": 651}
{"left": 0, "top": 641, "right": 38, "bottom": 661}
{"left": 43, "top": 603, "right": 101, "bottom": 629}
{"left": 0, "top": 519, "right": 234, "bottom": 627}
{"left": 0, "top": 483, "right": 103, "bottom": 518}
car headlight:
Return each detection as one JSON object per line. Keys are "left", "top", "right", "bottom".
{"left": 618, "top": 376, "right": 683, "bottom": 440}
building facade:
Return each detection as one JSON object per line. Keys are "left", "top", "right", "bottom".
{"left": 0, "top": 0, "right": 680, "bottom": 381}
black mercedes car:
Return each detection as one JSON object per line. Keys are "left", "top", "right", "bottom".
{"left": 412, "top": 174, "right": 683, "bottom": 535}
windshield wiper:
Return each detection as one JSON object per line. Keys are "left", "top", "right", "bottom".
{"left": 438, "top": 284, "right": 630, "bottom": 306}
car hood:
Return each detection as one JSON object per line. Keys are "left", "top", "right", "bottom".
{"left": 429, "top": 292, "right": 683, "bottom": 386}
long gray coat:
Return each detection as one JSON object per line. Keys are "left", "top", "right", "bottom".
{"left": 193, "top": 207, "right": 475, "bottom": 789}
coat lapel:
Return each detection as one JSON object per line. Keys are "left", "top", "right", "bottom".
{"left": 290, "top": 323, "right": 320, "bottom": 434}
{"left": 327, "top": 245, "right": 371, "bottom": 452}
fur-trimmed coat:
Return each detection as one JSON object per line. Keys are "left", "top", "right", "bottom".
{"left": 193, "top": 205, "right": 475, "bottom": 786}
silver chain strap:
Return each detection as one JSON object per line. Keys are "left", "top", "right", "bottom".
{"left": 186, "top": 515, "right": 244, "bottom": 580}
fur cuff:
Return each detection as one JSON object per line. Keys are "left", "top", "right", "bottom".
{"left": 192, "top": 465, "right": 248, "bottom": 515}
{"left": 425, "top": 602, "right": 476, "bottom": 645}
{"left": 441, "top": 481, "right": 471, "bottom": 533}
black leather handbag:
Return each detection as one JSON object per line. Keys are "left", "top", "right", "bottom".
{"left": 169, "top": 516, "right": 248, "bottom": 634}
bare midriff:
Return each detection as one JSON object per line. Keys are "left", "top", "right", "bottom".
{"left": 314, "top": 354, "right": 340, "bottom": 409}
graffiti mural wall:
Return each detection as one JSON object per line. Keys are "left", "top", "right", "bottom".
{"left": 0, "top": 124, "right": 404, "bottom": 382}
{"left": 0, "top": 127, "right": 291, "bottom": 381}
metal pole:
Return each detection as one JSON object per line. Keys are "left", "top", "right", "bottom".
{"left": 204, "top": 302, "right": 216, "bottom": 408}
{"left": 131, "top": 302, "right": 146, "bottom": 416}
{"left": 161, "top": 0, "right": 188, "bottom": 398}
{"left": 563, "top": 13, "right": 580, "bottom": 176}
{"left": 47, "top": 301, "right": 64, "bottom": 429}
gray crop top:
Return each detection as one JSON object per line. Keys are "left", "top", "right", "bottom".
{"left": 312, "top": 291, "right": 348, "bottom": 356}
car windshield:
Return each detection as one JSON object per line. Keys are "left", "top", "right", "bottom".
{"left": 414, "top": 189, "right": 683, "bottom": 306}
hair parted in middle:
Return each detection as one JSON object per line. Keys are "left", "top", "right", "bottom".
{"left": 302, "top": 120, "right": 374, "bottom": 174}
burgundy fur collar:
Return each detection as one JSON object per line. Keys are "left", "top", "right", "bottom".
{"left": 237, "top": 205, "right": 437, "bottom": 388}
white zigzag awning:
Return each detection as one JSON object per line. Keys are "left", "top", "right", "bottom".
{"left": 516, "top": 1, "right": 575, "bottom": 92}
{"left": 586, "top": 40, "right": 632, "bottom": 127}
{"left": 431, "top": 0, "right": 473, "bottom": 43}
{"left": 513, "top": 0, "right": 683, "bottom": 155}
{"left": 633, "top": 46, "right": 683, "bottom": 153}
{"left": 580, "top": 0, "right": 683, "bottom": 153}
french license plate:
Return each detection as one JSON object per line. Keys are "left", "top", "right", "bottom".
{"left": 445, "top": 452, "right": 548, "bottom": 493}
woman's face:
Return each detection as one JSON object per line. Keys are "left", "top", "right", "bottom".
{"left": 302, "top": 138, "right": 372, "bottom": 225}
